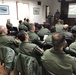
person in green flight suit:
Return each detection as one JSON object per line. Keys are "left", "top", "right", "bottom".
{"left": 0, "top": 25, "right": 19, "bottom": 53}
{"left": 55, "top": 19, "right": 64, "bottom": 32}
{"left": 28, "top": 23, "right": 40, "bottom": 44}
{"left": 37, "top": 24, "right": 50, "bottom": 41}
{"left": 41, "top": 32, "right": 76, "bottom": 75}
{"left": 18, "top": 20, "right": 28, "bottom": 32}
{"left": 17, "top": 30, "right": 44, "bottom": 61}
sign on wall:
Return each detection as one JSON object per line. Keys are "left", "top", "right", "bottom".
{"left": 33, "top": 7, "right": 40, "bottom": 15}
{"left": 0, "top": 5, "right": 9, "bottom": 15}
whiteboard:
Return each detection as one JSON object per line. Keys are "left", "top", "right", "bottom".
{"left": 68, "top": 3, "right": 76, "bottom": 18}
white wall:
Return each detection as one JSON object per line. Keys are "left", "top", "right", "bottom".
{"left": 0, "top": 0, "right": 53, "bottom": 27}
{"left": 0, "top": 1, "right": 18, "bottom": 27}
{"left": 50, "top": 0, "right": 61, "bottom": 16}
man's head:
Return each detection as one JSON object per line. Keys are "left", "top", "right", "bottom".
{"left": 19, "top": 20, "right": 23, "bottom": 25}
{"left": 28, "top": 23, "right": 35, "bottom": 32}
{"left": 24, "top": 18, "right": 26, "bottom": 21}
{"left": 7, "top": 19, "right": 11, "bottom": 24}
{"left": 0, "top": 25, "right": 8, "bottom": 35}
{"left": 63, "top": 24, "right": 69, "bottom": 31}
{"left": 17, "top": 30, "right": 29, "bottom": 42}
{"left": 52, "top": 32, "right": 66, "bottom": 49}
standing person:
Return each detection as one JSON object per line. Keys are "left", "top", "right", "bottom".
{"left": 54, "top": 9, "right": 60, "bottom": 25}
{"left": 41, "top": 32, "right": 76, "bottom": 75}
{"left": 47, "top": 12, "right": 52, "bottom": 24}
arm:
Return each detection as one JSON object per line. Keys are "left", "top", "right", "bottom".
{"left": 5, "top": 47, "right": 15, "bottom": 74}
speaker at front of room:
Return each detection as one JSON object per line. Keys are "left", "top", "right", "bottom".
{"left": 37, "top": 1, "right": 41, "bottom": 5}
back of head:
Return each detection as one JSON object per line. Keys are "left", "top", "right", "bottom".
{"left": 26, "top": 19, "right": 29, "bottom": 22}
{"left": 17, "top": 30, "right": 27, "bottom": 42}
{"left": 24, "top": 18, "right": 26, "bottom": 21}
{"left": 52, "top": 32, "right": 65, "bottom": 49}
{"left": 50, "top": 26, "right": 56, "bottom": 33}
{"left": 58, "top": 19, "right": 64, "bottom": 24}
{"left": 63, "top": 24, "right": 69, "bottom": 30}
{"left": 19, "top": 20, "right": 23, "bottom": 24}
{"left": 38, "top": 24, "right": 42, "bottom": 30}
{"left": 28, "top": 23, "right": 35, "bottom": 31}
{"left": 0, "top": 25, "right": 7, "bottom": 34}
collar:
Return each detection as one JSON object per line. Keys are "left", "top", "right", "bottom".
{"left": 22, "top": 40, "right": 31, "bottom": 43}
{"left": 50, "top": 47, "right": 65, "bottom": 54}
{"left": 0, "top": 34, "right": 6, "bottom": 36}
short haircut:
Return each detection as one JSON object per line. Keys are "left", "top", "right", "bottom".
{"left": 28, "top": 23, "right": 35, "bottom": 30}
{"left": 19, "top": 20, "right": 22, "bottom": 24}
{"left": 52, "top": 32, "right": 65, "bottom": 48}
{"left": 17, "top": 30, "right": 27, "bottom": 42}
{"left": 24, "top": 18, "right": 26, "bottom": 20}
{"left": 0, "top": 25, "right": 5, "bottom": 34}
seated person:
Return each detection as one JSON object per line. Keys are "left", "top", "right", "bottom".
{"left": 17, "top": 30, "right": 44, "bottom": 61}
{"left": 55, "top": 19, "right": 64, "bottom": 32}
{"left": 28, "top": 23, "right": 40, "bottom": 43}
{"left": 0, "top": 25, "right": 19, "bottom": 52}
{"left": 18, "top": 20, "right": 28, "bottom": 32}
{"left": 41, "top": 32, "right": 76, "bottom": 75}
{"left": 6, "top": 19, "right": 13, "bottom": 31}
{"left": 62, "top": 24, "right": 74, "bottom": 46}
{"left": 37, "top": 25, "right": 50, "bottom": 41}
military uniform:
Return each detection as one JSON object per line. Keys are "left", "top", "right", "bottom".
{"left": 44, "top": 34, "right": 52, "bottom": 45}
{"left": 62, "top": 30, "right": 74, "bottom": 39}
{"left": 37, "top": 28, "right": 50, "bottom": 36}
{"left": 19, "top": 24, "right": 28, "bottom": 31}
{"left": 0, "top": 46, "right": 15, "bottom": 74}
{"left": 71, "top": 25, "right": 76, "bottom": 31}
{"left": 0, "top": 34, "right": 19, "bottom": 52}
{"left": 41, "top": 48, "right": 76, "bottom": 75}
{"left": 28, "top": 31, "right": 40, "bottom": 42}
{"left": 23, "top": 21, "right": 29, "bottom": 28}
{"left": 55, "top": 24, "right": 63, "bottom": 32}
{"left": 69, "top": 42, "right": 76, "bottom": 53}
{"left": 19, "top": 41, "right": 44, "bottom": 60}
{"left": 6, "top": 23, "right": 13, "bottom": 31}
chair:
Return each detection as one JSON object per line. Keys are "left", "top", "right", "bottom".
{"left": 14, "top": 53, "right": 41, "bottom": 75}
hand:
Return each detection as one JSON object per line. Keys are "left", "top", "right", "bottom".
{"left": 0, "top": 63, "right": 7, "bottom": 75}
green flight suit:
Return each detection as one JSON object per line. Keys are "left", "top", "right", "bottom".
{"left": 19, "top": 41, "right": 44, "bottom": 61}
{"left": 23, "top": 21, "right": 29, "bottom": 28}
{"left": 69, "top": 42, "right": 76, "bottom": 53}
{"left": 44, "top": 34, "right": 52, "bottom": 45}
{"left": 37, "top": 28, "right": 50, "bottom": 36}
{"left": 14, "top": 53, "right": 41, "bottom": 75}
{"left": 19, "top": 24, "right": 28, "bottom": 31}
{"left": 55, "top": 24, "right": 63, "bottom": 32}
{"left": 28, "top": 31, "right": 40, "bottom": 42}
{"left": 0, "top": 34, "right": 19, "bottom": 52}
{"left": 0, "top": 46, "right": 15, "bottom": 74}
{"left": 71, "top": 25, "right": 76, "bottom": 31}
{"left": 41, "top": 48, "right": 76, "bottom": 75}
{"left": 61, "top": 30, "right": 74, "bottom": 40}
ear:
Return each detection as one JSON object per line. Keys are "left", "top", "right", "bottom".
{"left": 63, "top": 40, "right": 67, "bottom": 48}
